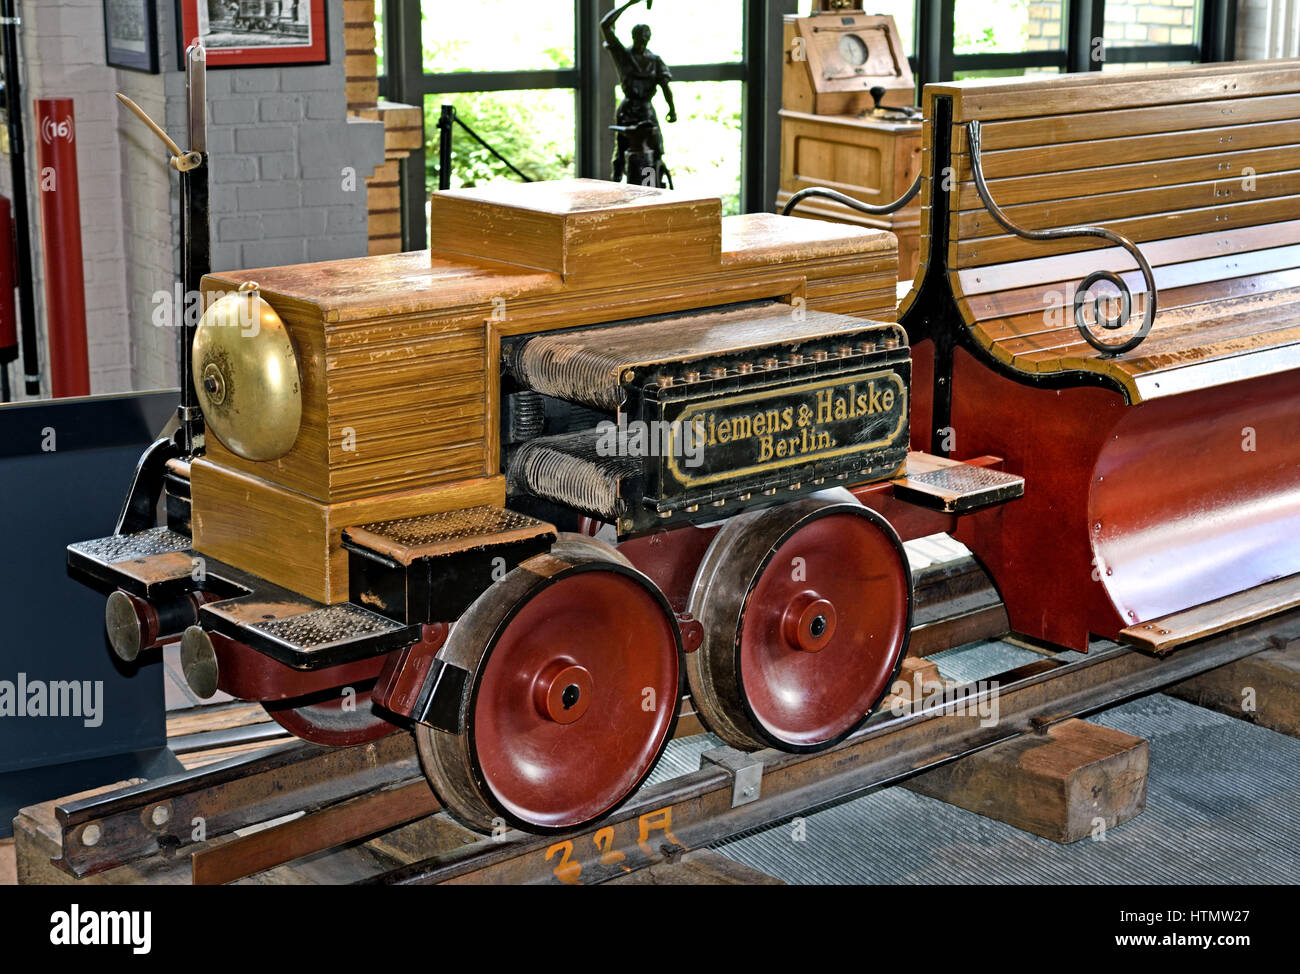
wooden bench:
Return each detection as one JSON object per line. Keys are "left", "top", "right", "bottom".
{"left": 899, "top": 62, "right": 1300, "bottom": 653}
{"left": 909, "top": 59, "right": 1300, "bottom": 400}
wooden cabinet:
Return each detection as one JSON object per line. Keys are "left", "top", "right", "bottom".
{"left": 777, "top": 12, "right": 923, "bottom": 284}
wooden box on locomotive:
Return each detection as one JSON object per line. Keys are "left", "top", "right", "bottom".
{"left": 778, "top": 11, "right": 924, "bottom": 281}
{"left": 192, "top": 180, "right": 904, "bottom": 604}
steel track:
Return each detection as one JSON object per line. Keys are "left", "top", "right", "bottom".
{"left": 43, "top": 575, "right": 1298, "bottom": 884}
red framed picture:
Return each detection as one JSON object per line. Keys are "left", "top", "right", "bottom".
{"left": 177, "top": 0, "right": 328, "bottom": 69}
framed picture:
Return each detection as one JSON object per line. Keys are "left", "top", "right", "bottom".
{"left": 104, "top": 0, "right": 160, "bottom": 74}
{"left": 176, "top": 0, "right": 328, "bottom": 69}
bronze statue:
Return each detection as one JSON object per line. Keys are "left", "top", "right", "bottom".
{"left": 602, "top": 0, "right": 676, "bottom": 188}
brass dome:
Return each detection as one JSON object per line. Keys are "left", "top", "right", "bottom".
{"left": 192, "top": 282, "right": 302, "bottom": 461}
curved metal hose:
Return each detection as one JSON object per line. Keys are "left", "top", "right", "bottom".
{"left": 782, "top": 173, "right": 922, "bottom": 218}
{"left": 966, "top": 120, "right": 1156, "bottom": 356}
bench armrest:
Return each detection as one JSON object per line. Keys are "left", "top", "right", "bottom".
{"left": 966, "top": 119, "right": 1158, "bottom": 357}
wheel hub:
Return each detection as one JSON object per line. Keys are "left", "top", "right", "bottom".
{"left": 782, "top": 592, "right": 837, "bottom": 652}
{"left": 535, "top": 662, "right": 593, "bottom": 724}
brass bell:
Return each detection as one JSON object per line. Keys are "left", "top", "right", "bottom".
{"left": 192, "top": 281, "right": 302, "bottom": 461}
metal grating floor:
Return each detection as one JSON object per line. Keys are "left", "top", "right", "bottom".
{"left": 647, "top": 638, "right": 1300, "bottom": 884}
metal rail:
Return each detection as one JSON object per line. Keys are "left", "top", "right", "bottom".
{"left": 782, "top": 173, "right": 922, "bottom": 219}
{"left": 52, "top": 732, "right": 423, "bottom": 878}
{"left": 43, "top": 577, "right": 1297, "bottom": 885}
{"left": 966, "top": 119, "right": 1157, "bottom": 357}
{"left": 375, "top": 611, "right": 1300, "bottom": 885}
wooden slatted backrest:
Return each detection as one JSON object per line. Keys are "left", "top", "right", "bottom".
{"left": 931, "top": 61, "right": 1300, "bottom": 271}
{"left": 899, "top": 61, "right": 1300, "bottom": 400}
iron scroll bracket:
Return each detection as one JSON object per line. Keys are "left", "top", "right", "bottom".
{"left": 781, "top": 172, "right": 923, "bottom": 219}
{"left": 965, "top": 120, "right": 1157, "bottom": 357}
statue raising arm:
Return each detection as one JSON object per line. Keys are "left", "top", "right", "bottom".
{"left": 601, "top": 0, "right": 651, "bottom": 47}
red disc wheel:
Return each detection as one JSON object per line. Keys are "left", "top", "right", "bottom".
{"left": 416, "top": 550, "right": 681, "bottom": 833}
{"left": 262, "top": 682, "right": 398, "bottom": 747}
{"left": 688, "top": 496, "right": 911, "bottom": 752}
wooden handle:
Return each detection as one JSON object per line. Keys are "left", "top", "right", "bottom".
{"left": 115, "top": 92, "right": 185, "bottom": 159}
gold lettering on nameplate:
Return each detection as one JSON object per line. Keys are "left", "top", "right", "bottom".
{"left": 667, "top": 370, "right": 907, "bottom": 489}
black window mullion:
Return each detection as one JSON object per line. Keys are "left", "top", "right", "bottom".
{"left": 419, "top": 63, "right": 743, "bottom": 93}
{"left": 1200, "top": 0, "right": 1237, "bottom": 61}
{"left": 1068, "top": 0, "right": 1106, "bottom": 72}
{"left": 384, "top": 0, "right": 427, "bottom": 251}
{"left": 1101, "top": 44, "right": 1204, "bottom": 64}
{"left": 576, "top": 0, "right": 614, "bottom": 179}
{"left": 953, "top": 51, "right": 1069, "bottom": 71}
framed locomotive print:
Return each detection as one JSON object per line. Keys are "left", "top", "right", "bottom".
{"left": 103, "top": 0, "right": 160, "bottom": 73}
{"left": 176, "top": 0, "right": 328, "bottom": 69}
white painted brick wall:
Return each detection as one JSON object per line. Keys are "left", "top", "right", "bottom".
{"left": 0, "top": 0, "right": 384, "bottom": 398}
{"left": 1237, "top": 0, "right": 1300, "bottom": 59}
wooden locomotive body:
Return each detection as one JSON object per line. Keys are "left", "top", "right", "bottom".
{"left": 71, "top": 59, "right": 1300, "bottom": 839}
{"left": 73, "top": 180, "right": 1014, "bottom": 832}
{"left": 187, "top": 181, "right": 906, "bottom": 602}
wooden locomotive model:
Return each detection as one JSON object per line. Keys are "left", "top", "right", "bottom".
{"left": 69, "top": 179, "right": 1021, "bottom": 832}
{"left": 69, "top": 58, "right": 1300, "bottom": 838}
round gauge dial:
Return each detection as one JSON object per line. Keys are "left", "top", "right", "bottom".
{"left": 839, "top": 33, "right": 869, "bottom": 67}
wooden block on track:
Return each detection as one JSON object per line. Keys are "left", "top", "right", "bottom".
{"left": 1164, "top": 637, "right": 1300, "bottom": 738}
{"left": 879, "top": 655, "right": 944, "bottom": 712}
{"left": 904, "top": 718, "right": 1148, "bottom": 844}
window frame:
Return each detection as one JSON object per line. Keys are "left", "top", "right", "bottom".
{"left": 381, "top": 0, "right": 794, "bottom": 249}
{"left": 380, "top": 0, "right": 1238, "bottom": 249}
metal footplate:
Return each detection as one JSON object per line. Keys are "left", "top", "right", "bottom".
{"left": 68, "top": 526, "right": 198, "bottom": 599}
{"left": 891, "top": 453, "right": 1024, "bottom": 514}
{"left": 68, "top": 527, "right": 418, "bottom": 669}
{"left": 342, "top": 505, "right": 556, "bottom": 625}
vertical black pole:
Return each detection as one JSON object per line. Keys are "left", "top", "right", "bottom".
{"left": 936, "top": 0, "right": 956, "bottom": 82}
{"left": 1067, "top": 0, "right": 1105, "bottom": 73}
{"left": 576, "top": 0, "right": 613, "bottom": 180}
{"left": 386, "top": 0, "right": 426, "bottom": 251}
{"left": 438, "top": 104, "right": 454, "bottom": 191}
{"left": 744, "top": 0, "right": 797, "bottom": 214}
{"left": 178, "top": 43, "right": 209, "bottom": 456}
{"left": 2, "top": 0, "right": 40, "bottom": 395}
{"left": 1201, "top": 0, "right": 1236, "bottom": 62}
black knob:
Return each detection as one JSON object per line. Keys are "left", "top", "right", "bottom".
{"left": 870, "top": 86, "right": 886, "bottom": 110}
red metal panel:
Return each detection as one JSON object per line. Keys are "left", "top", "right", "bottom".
{"left": 1091, "top": 367, "right": 1300, "bottom": 626}
{"left": 943, "top": 345, "right": 1300, "bottom": 650}
{"left": 33, "top": 98, "right": 89, "bottom": 398}
{"left": 618, "top": 522, "right": 720, "bottom": 613}
{"left": 210, "top": 632, "right": 390, "bottom": 701}
{"left": 947, "top": 347, "right": 1126, "bottom": 650}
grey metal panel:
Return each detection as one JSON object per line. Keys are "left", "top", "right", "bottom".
{"left": 0, "top": 393, "right": 176, "bottom": 786}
